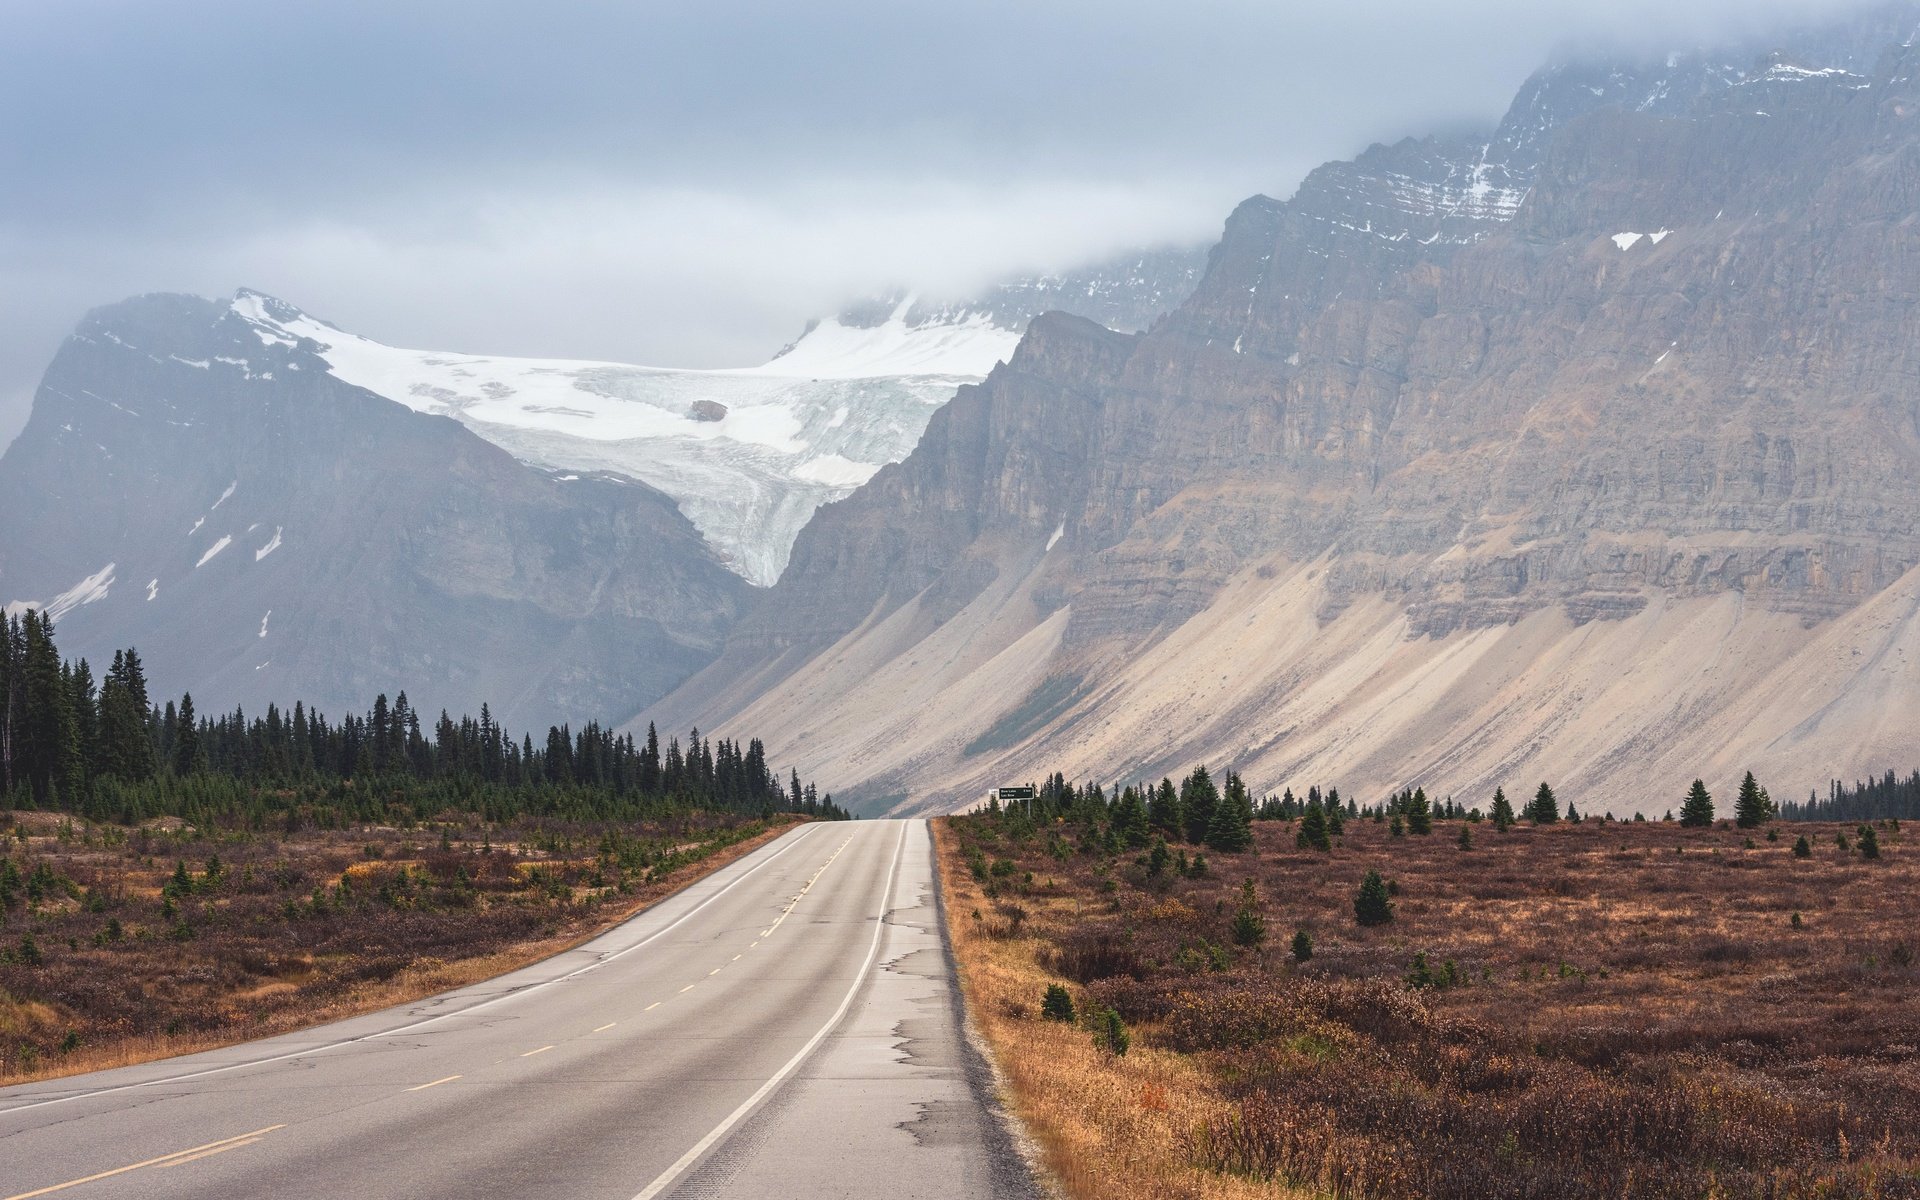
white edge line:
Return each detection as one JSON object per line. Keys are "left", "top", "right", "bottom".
{"left": 0, "top": 823, "right": 828, "bottom": 1116}
{"left": 628, "top": 820, "right": 906, "bottom": 1200}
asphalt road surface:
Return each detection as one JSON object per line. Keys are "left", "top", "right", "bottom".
{"left": 0, "top": 819, "right": 1039, "bottom": 1199}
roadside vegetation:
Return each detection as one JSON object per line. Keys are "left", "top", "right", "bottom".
{"left": 0, "top": 808, "right": 802, "bottom": 1084}
{"left": 939, "top": 771, "right": 1920, "bottom": 1199}
{"left": 0, "top": 611, "right": 848, "bottom": 1083}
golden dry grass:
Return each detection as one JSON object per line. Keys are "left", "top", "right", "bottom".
{"left": 933, "top": 818, "right": 1315, "bottom": 1200}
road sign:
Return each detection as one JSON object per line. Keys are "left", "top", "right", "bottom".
{"left": 997, "top": 786, "right": 1035, "bottom": 802}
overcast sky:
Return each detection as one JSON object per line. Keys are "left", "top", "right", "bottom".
{"left": 0, "top": 0, "right": 1881, "bottom": 447}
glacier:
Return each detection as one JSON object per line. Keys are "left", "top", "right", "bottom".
{"left": 231, "top": 291, "right": 1019, "bottom": 586}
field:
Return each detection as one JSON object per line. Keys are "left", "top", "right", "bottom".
{"left": 936, "top": 810, "right": 1920, "bottom": 1199}
{"left": 0, "top": 807, "right": 799, "bottom": 1084}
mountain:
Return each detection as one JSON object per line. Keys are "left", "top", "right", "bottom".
{"left": 0, "top": 238, "right": 1212, "bottom": 725}
{"left": 0, "top": 293, "right": 747, "bottom": 729}
{"left": 229, "top": 243, "right": 1207, "bottom": 588}
{"left": 232, "top": 291, "right": 1011, "bottom": 588}
{"left": 645, "top": 4, "right": 1920, "bottom": 815}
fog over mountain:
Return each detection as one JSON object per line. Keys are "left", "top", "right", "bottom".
{"left": 0, "top": 0, "right": 1883, "bottom": 448}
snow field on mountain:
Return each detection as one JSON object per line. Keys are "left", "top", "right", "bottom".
{"left": 230, "top": 291, "right": 1015, "bottom": 585}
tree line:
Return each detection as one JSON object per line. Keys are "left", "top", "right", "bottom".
{"left": 0, "top": 609, "right": 849, "bottom": 826}
{"left": 977, "top": 760, "right": 1890, "bottom": 855}
{"left": 1781, "top": 772, "right": 1920, "bottom": 822}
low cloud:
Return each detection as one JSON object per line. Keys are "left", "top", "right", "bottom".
{"left": 0, "top": 0, "right": 1886, "bottom": 445}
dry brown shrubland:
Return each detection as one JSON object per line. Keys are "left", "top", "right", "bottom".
{"left": 936, "top": 812, "right": 1920, "bottom": 1199}
{"left": 0, "top": 810, "right": 798, "bottom": 1084}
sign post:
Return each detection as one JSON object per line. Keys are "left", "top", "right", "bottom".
{"left": 998, "top": 785, "right": 1036, "bottom": 819}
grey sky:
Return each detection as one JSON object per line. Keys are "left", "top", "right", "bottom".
{"left": 0, "top": 0, "right": 1881, "bottom": 447}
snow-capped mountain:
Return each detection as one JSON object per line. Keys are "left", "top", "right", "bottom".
{"left": 233, "top": 291, "right": 1019, "bottom": 587}
{"left": 0, "top": 293, "right": 748, "bottom": 729}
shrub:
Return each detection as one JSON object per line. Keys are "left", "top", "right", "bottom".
{"left": 1098, "top": 1007, "right": 1130, "bottom": 1056}
{"left": 1230, "top": 879, "right": 1267, "bottom": 947}
{"left": 1792, "top": 835, "right": 1812, "bottom": 858}
{"left": 1292, "top": 928, "right": 1314, "bottom": 962}
{"left": 1354, "top": 870, "right": 1394, "bottom": 926}
{"left": 1860, "top": 825, "right": 1881, "bottom": 860}
{"left": 1041, "top": 983, "right": 1076, "bottom": 1023}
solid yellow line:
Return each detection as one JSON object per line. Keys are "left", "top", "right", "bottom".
{"left": 5, "top": 1124, "right": 285, "bottom": 1199}
{"left": 153, "top": 1138, "right": 264, "bottom": 1168}
{"left": 594, "top": 1022, "right": 617, "bottom": 1032}
{"left": 521, "top": 1045, "right": 554, "bottom": 1057}
{"left": 406, "top": 1074, "right": 462, "bottom": 1092}
{"left": 645, "top": 1002, "right": 661, "bottom": 1011}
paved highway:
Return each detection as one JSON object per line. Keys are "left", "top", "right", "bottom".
{"left": 0, "top": 819, "right": 1039, "bottom": 1199}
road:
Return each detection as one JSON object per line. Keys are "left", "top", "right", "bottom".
{"left": 0, "top": 819, "right": 1039, "bottom": 1199}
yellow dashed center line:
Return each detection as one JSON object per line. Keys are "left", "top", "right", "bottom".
{"left": 594, "top": 1022, "right": 617, "bottom": 1032}
{"left": 406, "top": 1075, "right": 461, "bottom": 1092}
{"left": 154, "top": 1138, "right": 265, "bottom": 1168}
{"left": 679, "top": 984, "right": 695, "bottom": 993}
{"left": 761, "top": 834, "right": 854, "bottom": 939}
{"left": 521, "top": 1045, "right": 554, "bottom": 1058}
{"left": 5, "top": 1124, "right": 285, "bottom": 1199}
{"left": 645, "top": 1002, "right": 661, "bottom": 1011}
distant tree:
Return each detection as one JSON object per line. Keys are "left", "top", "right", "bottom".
{"left": 1859, "top": 824, "right": 1881, "bottom": 860}
{"left": 1389, "top": 814, "right": 1404, "bottom": 838}
{"left": 1405, "top": 787, "right": 1432, "bottom": 835}
{"left": 1100, "top": 1008, "right": 1130, "bottom": 1056}
{"left": 1146, "top": 836, "right": 1171, "bottom": 879}
{"left": 1457, "top": 824, "right": 1473, "bottom": 851}
{"left": 1526, "top": 782, "right": 1560, "bottom": 825}
{"left": 1111, "top": 785, "right": 1150, "bottom": 849}
{"left": 1148, "top": 778, "right": 1183, "bottom": 839}
{"left": 1792, "top": 834, "right": 1812, "bottom": 858}
{"left": 1490, "top": 787, "right": 1515, "bottom": 832}
{"left": 1291, "top": 928, "right": 1313, "bottom": 962}
{"left": 1296, "top": 798, "right": 1332, "bottom": 852}
{"left": 1680, "top": 779, "right": 1715, "bottom": 828}
{"left": 1230, "top": 878, "right": 1266, "bottom": 947}
{"left": 1354, "top": 869, "right": 1394, "bottom": 926}
{"left": 1041, "top": 984, "right": 1076, "bottom": 1023}
{"left": 1735, "top": 771, "right": 1771, "bottom": 828}
{"left": 172, "top": 692, "right": 200, "bottom": 776}
{"left": 1181, "top": 766, "right": 1220, "bottom": 845}
{"left": 1565, "top": 803, "right": 1581, "bottom": 823}
{"left": 1206, "top": 773, "right": 1256, "bottom": 852}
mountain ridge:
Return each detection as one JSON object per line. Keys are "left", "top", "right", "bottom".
{"left": 641, "top": 5, "right": 1920, "bottom": 815}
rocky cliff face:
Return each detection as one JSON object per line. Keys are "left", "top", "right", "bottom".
{"left": 0, "top": 294, "right": 747, "bottom": 728}
{"left": 648, "top": 7, "right": 1920, "bottom": 814}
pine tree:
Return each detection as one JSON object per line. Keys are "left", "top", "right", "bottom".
{"left": 1041, "top": 984, "right": 1076, "bottom": 1023}
{"left": 1680, "top": 779, "right": 1715, "bottom": 828}
{"left": 173, "top": 693, "right": 200, "bottom": 775}
{"left": 1111, "top": 785, "right": 1150, "bottom": 849}
{"left": 1354, "top": 869, "right": 1394, "bottom": 926}
{"left": 1490, "top": 786, "right": 1515, "bottom": 832}
{"left": 1181, "top": 766, "right": 1219, "bottom": 845}
{"left": 1859, "top": 824, "right": 1881, "bottom": 860}
{"left": 1205, "top": 772, "right": 1255, "bottom": 852}
{"left": 1230, "top": 879, "right": 1266, "bottom": 946}
{"left": 1526, "top": 782, "right": 1559, "bottom": 825}
{"left": 1148, "top": 778, "right": 1182, "bottom": 839}
{"left": 1290, "top": 928, "right": 1313, "bottom": 962}
{"left": 1457, "top": 824, "right": 1473, "bottom": 851}
{"left": 1792, "top": 834, "right": 1812, "bottom": 858}
{"left": 1296, "top": 797, "right": 1332, "bottom": 851}
{"left": 1735, "top": 771, "right": 1770, "bottom": 828}
{"left": 1405, "top": 786, "right": 1432, "bottom": 835}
